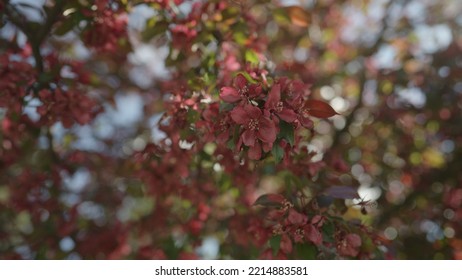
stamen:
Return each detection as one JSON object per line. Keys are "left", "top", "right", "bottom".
{"left": 276, "top": 101, "right": 284, "bottom": 112}
{"left": 238, "top": 85, "right": 249, "bottom": 97}
{"left": 248, "top": 119, "right": 259, "bottom": 131}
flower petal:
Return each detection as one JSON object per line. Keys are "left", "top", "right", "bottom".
{"left": 304, "top": 224, "right": 322, "bottom": 245}
{"left": 230, "top": 106, "right": 249, "bottom": 124}
{"left": 280, "top": 233, "right": 293, "bottom": 254}
{"left": 257, "top": 116, "right": 277, "bottom": 143}
{"left": 278, "top": 108, "right": 297, "bottom": 122}
{"left": 220, "top": 87, "right": 241, "bottom": 103}
{"left": 248, "top": 141, "right": 262, "bottom": 160}
{"left": 244, "top": 104, "right": 262, "bottom": 119}
{"left": 234, "top": 73, "right": 247, "bottom": 89}
{"left": 241, "top": 129, "right": 256, "bottom": 146}
{"left": 217, "top": 130, "right": 230, "bottom": 144}
{"left": 262, "top": 141, "right": 273, "bottom": 153}
{"left": 265, "top": 84, "right": 281, "bottom": 109}
{"left": 299, "top": 116, "right": 313, "bottom": 129}
{"left": 249, "top": 84, "right": 262, "bottom": 98}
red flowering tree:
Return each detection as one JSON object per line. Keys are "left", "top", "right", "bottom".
{"left": 1, "top": 0, "right": 461, "bottom": 259}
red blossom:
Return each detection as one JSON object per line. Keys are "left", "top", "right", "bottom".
{"left": 171, "top": 22, "right": 198, "bottom": 49}
{"left": 230, "top": 104, "right": 277, "bottom": 159}
{"left": 37, "top": 88, "right": 100, "bottom": 128}
{"left": 304, "top": 224, "right": 323, "bottom": 245}
{"left": 337, "top": 233, "right": 362, "bottom": 257}
{"left": 82, "top": 7, "right": 127, "bottom": 52}
{"left": 280, "top": 233, "right": 293, "bottom": 254}
{"left": 287, "top": 209, "right": 308, "bottom": 225}
{"left": 265, "top": 84, "right": 298, "bottom": 122}
{"left": 201, "top": 103, "right": 232, "bottom": 143}
{"left": 220, "top": 74, "right": 262, "bottom": 103}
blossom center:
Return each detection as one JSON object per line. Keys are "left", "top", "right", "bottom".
{"left": 248, "top": 118, "right": 259, "bottom": 131}
{"left": 282, "top": 200, "right": 294, "bottom": 211}
{"left": 287, "top": 84, "right": 294, "bottom": 97}
{"left": 295, "top": 228, "right": 305, "bottom": 238}
{"left": 219, "top": 119, "right": 228, "bottom": 131}
{"left": 276, "top": 101, "right": 284, "bottom": 112}
{"left": 272, "top": 224, "right": 284, "bottom": 235}
{"left": 238, "top": 85, "right": 249, "bottom": 97}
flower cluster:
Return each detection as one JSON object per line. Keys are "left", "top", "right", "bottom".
{"left": 253, "top": 193, "right": 369, "bottom": 259}
{"left": 211, "top": 73, "right": 337, "bottom": 160}
{"left": 0, "top": 54, "right": 34, "bottom": 113}
{"left": 37, "top": 88, "right": 100, "bottom": 128}
{"left": 82, "top": 1, "right": 127, "bottom": 52}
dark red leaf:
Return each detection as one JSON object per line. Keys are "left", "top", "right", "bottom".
{"left": 323, "top": 186, "right": 359, "bottom": 199}
{"left": 304, "top": 100, "right": 338, "bottom": 118}
{"left": 254, "top": 193, "right": 286, "bottom": 208}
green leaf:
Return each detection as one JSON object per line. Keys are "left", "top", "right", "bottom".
{"left": 226, "top": 126, "right": 240, "bottom": 150}
{"left": 142, "top": 19, "right": 169, "bottom": 41}
{"left": 322, "top": 221, "right": 335, "bottom": 243}
{"left": 234, "top": 72, "right": 258, "bottom": 84}
{"left": 219, "top": 102, "right": 234, "bottom": 112}
{"left": 162, "top": 236, "right": 181, "bottom": 259}
{"left": 38, "top": 72, "right": 56, "bottom": 84}
{"left": 269, "top": 235, "right": 282, "bottom": 256}
{"left": 272, "top": 141, "right": 284, "bottom": 163}
{"left": 245, "top": 49, "right": 259, "bottom": 65}
{"left": 221, "top": 7, "right": 240, "bottom": 21}
{"left": 279, "top": 120, "right": 295, "bottom": 146}
{"left": 186, "top": 109, "right": 199, "bottom": 123}
{"left": 54, "top": 14, "right": 81, "bottom": 36}
{"left": 295, "top": 243, "right": 317, "bottom": 259}
{"left": 272, "top": 8, "right": 290, "bottom": 24}
{"left": 279, "top": 170, "right": 303, "bottom": 190}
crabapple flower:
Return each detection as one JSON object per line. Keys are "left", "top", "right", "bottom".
{"left": 265, "top": 84, "right": 297, "bottom": 122}
{"left": 220, "top": 74, "right": 262, "bottom": 103}
{"left": 230, "top": 104, "right": 277, "bottom": 159}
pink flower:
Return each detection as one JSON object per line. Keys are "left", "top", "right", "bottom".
{"left": 220, "top": 74, "right": 262, "bottom": 103}
{"left": 230, "top": 104, "right": 277, "bottom": 159}
{"left": 337, "top": 233, "right": 362, "bottom": 257}
{"left": 279, "top": 78, "right": 305, "bottom": 108}
{"left": 265, "top": 84, "right": 297, "bottom": 122}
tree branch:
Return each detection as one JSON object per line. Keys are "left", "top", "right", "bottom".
{"left": 4, "top": 0, "right": 65, "bottom": 74}
{"left": 326, "top": 0, "right": 394, "bottom": 156}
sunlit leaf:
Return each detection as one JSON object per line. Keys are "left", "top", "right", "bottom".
{"left": 142, "top": 20, "right": 169, "bottom": 41}
{"left": 234, "top": 71, "right": 258, "bottom": 84}
{"left": 285, "top": 6, "right": 310, "bottom": 27}
{"left": 245, "top": 49, "right": 259, "bottom": 65}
